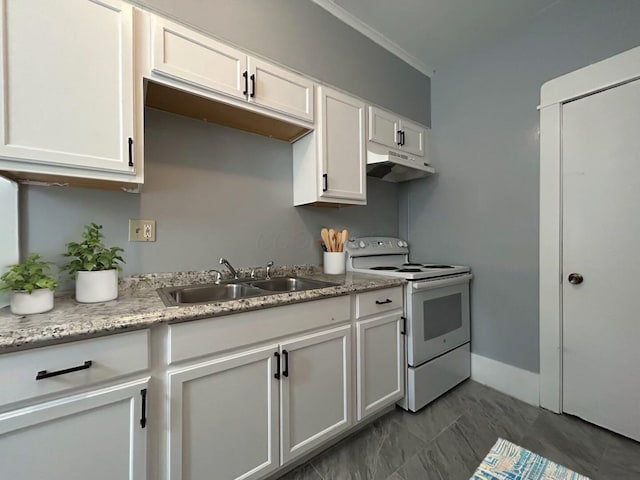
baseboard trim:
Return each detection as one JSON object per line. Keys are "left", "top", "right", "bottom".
{"left": 471, "top": 353, "right": 540, "bottom": 406}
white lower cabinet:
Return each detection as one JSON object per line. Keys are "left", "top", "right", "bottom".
{"left": 280, "top": 325, "right": 352, "bottom": 463}
{"left": 0, "top": 377, "right": 149, "bottom": 480}
{"left": 356, "top": 313, "right": 405, "bottom": 420}
{"left": 167, "top": 344, "right": 280, "bottom": 480}
{"left": 167, "top": 325, "right": 352, "bottom": 479}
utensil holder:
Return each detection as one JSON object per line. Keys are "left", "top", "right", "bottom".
{"left": 323, "top": 251, "right": 346, "bottom": 275}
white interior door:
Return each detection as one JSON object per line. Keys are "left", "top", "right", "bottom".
{"left": 562, "top": 79, "right": 640, "bottom": 442}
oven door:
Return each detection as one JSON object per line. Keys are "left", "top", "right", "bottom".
{"left": 407, "top": 274, "right": 472, "bottom": 367}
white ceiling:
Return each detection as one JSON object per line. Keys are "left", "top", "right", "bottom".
{"left": 313, "top": 0, "right": 562, "bottom": 74}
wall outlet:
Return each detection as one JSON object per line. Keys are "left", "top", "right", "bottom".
{"left": 129, "top": 219, "right": 156, "bottom": 242}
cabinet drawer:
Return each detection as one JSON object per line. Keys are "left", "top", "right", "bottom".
{"left": 355, "top": 287, "right": 403, "bottom": 318}
{"left": 0, "top": 330, "right": 149, "bottom": 408}
{"left": 168, "top": 296, "right": 351, "bottom": 364}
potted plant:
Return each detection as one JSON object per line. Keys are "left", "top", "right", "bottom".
{"left": 0, "top": 254, "right": 58, "bottom": 315}
{"left": 63, "top": 223, "right": 125, "bottom": 303}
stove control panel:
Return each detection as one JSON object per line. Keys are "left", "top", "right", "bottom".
{"left": 345, "top": 237, "right": 410, "bottom": 257}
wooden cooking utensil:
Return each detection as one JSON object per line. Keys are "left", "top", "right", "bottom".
{"left": 328, "top": 228, "right": 336, "bottom": 252}
{"left": 321, "top": 228, "right": 331, "bottom": 251}
{"left": 341, "top": 229, "right": 348, "bottom": 252}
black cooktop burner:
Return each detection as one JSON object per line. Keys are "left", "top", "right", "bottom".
{"left": 398, "top": 268, "right": 423, "bottom": 273}
{"left": 402, "top": 263, "right": 423, "bottom": 267}
{"left": 370, "top": 266, "right": 399, "bottom": 271}
{"left": 423, "top": 265, "right": 454, "bottom": 269}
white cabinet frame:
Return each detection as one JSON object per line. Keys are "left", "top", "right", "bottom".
{"left": 539, "top": 45, "right": 640, "bottom": 412}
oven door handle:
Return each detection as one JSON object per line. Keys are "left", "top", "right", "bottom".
{"left": 412, "top": 273, "right": 473, "bottom": 291}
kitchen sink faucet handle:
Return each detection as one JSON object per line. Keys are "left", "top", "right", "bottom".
{"left": 250, "top": 267, "right": 259, "bottom": 280}
{"left": 266, "top": 261, "right": 274, "bottom": 279}
{"left": 210, "top": 269, "right": 223, "bottom": 284}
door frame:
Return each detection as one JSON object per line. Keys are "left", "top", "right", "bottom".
{"left": 539, "top": 45, "right": 640, "bottom": 412}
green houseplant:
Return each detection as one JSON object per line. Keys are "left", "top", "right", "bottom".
{"left": 63, "top": 223, "right": 125, "bottom": 303}
{"left": 0, "top": 254, "right": 58, "bottom": 314}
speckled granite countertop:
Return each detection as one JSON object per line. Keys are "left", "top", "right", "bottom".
{"left": 0, "top": 265, "right": 404, "bottom": 353}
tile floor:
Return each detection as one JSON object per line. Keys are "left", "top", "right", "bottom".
{"left": 278, "top": 380, "right": 640, "bottom": 480}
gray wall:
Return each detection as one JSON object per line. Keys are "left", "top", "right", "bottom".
{"left": 403, "top": 0, "right": 640, "bottom": 373}
{"left": 133, "top": 0, "right": 430, "bottom": 126}
{"left": 21, "top": 108, "right": 399, "bottom": 281}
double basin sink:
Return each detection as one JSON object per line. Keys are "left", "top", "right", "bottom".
{"left": 157, "top": 276, "right": 339, "bottom": 307}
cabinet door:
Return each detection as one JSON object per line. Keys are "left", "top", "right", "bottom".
{"left": 356, "top": 313, "right": 405, "bottom": 421}
{"left": 318, "top": 86, "right": 366, "bottom": 202}
{"left": 368, "top": 106, "right": 400, "bottom": 149}
{"left": 151, "top": 15, "right": 247, "bottom": 100}
{"left": 167, "top": 344, "right": 280, "bottom": 480}
{"left": 248, "top": 57, "right": 314, "bottom": 122}
{"left": 280, "top": 325, "right": 352, "bottom": 464}
{"left": 0, "top": 0, "right": 135, "bottom": 174}
{"left": 400, "top": 119, "right": 426, "bottom": 157}
{"left": 0, "top": 378, "right": 148, "bottom": 480}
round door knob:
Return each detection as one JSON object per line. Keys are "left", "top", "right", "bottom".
{"left": 568, "top": 273, "right": 584, "bottom": 285}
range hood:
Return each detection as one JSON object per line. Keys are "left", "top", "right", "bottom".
{"left": 367, "top": 143, "right": 435, "bottom": 182}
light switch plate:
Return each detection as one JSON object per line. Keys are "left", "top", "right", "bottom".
{"left": 129, "top": 219, "right": 156, "bottom": 242}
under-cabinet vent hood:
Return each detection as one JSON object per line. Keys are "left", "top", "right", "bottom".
{"left": 367, "top": 144, "right": 435, "bottom": 182}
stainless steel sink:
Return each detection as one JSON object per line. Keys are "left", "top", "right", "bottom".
{"left": 158, "top": 283, "right": 265, "bottom": 306}
{"left": 157, "top": 276, "right": 339, "bottom": 307}
{"left": 249, "top": 277, "right": 338, "bottom": 292}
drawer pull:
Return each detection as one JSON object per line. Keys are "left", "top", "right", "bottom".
{"left": 375, "top": 299, "right": 393, "bottom": 305}
{"left": 35, "top": 360, "right": 93, "bottom": 380}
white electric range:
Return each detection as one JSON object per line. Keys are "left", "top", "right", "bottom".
{"left": 345, "top": 237, "right": 472, "bottom": 412}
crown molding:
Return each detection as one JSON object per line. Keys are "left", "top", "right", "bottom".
{"left": 312, "top": 0, "right": 434, "bottom": 76}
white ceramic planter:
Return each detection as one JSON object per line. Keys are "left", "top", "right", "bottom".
{"left": 76, "top": 269, "right": 118, "bottom": 303}
{"left": 10, "top": 289, "right": 54, "bottom": 315}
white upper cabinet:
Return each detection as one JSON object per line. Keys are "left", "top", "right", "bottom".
{"left": 293, "top": 86, "right": 365, "bottom": 206}
{"left": 151, "top": 16, "right": 247, "bottom": 100}
{"left": 0, "top": 0, "right": 137, "bottom": 175}
{"left": 150, "top": 15, "right": 314, "bottom": 123}
{"left": 248, "top": 57, "right": 314, "bottom": 122}
{"left": 368, "top": 106, "right": 426, "bottom": 157}
{"left": 369, "top": 106, "right": 400, "bottom": 148}
{"left": 319, "top": 87, "right": 366, "bottom": 202}
{"left": 400, "top": 118, "right": 425, "bottom": 157}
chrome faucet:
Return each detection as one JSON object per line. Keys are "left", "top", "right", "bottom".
{"left": 210, "top": 269, "right": 223, "bottom": 284}
{"left": 265, "top": 260, "right": 274, "bottom": 279}
{"left": 219, "top": 257, "right": 239, "bottom": 279}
